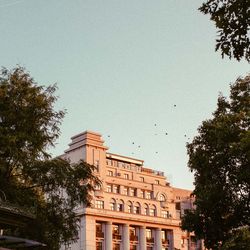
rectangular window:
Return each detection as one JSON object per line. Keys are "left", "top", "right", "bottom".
{"left": 146, "top": 191, "right": 152, "bottom": 199}
{"left": 162, "top": 210, "right": 170, "bottom": 218}
{"left": 95, "top": 200, "right": 104, "bottom": 209}
{"left": 140, "top": 177, "right": 144, "bottom": 182}
{"left": 155, "top": 180, "right": 160, "bottom": 185}
{"left": 140, "top": 190, "right": 145, "bottom": 198}
{"left": 108, "top": 170, "right": 113, "bottom": 176}
{"left": 130, "top": 188, "right": 136, "bottom": 197}
{"left": 123, "top": 187, "right": 128, "bottom": 195}
{"left": 124, "top": 173, "right": 129, "bottom": 179}
{"left": 106, "top": 184, "right": 112, "bottom": 193}
{"left": 175, "top": 202, "right": 181, "bottom": 210}
{"left": 113, "top": 185, "right": 119, "bottom": 194}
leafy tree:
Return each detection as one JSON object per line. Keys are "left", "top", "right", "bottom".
{"left": 181, "top": 75, "right": 250, "bottom": 249}
{"left": 199, "top": 0, "right": 250, "bottom": 62}
{"left": 221, "top": 227, "right": 250, "bottom": 250}
{"left": 0, "top": 67, "right": 99, "bottom": 249}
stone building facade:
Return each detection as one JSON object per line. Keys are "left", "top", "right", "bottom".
{"left": 60, "top": 131, "right": 201, "bottom": 250}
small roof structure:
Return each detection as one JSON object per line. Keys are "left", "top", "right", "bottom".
{"left": 0, "top": 236, "right": 46, "bottom": 249}
{"left": 0, "top": 199, "right": 46, "bottom": 249}
{"left": 0, "top": 201, "right": 35, "bottom": 228}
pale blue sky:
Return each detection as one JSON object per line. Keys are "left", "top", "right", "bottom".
{"left": 0, "top": 0, "right": 249, "bottom": 189}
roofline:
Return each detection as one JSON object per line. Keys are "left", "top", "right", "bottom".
{"left": 106, "top": 152, "right": 144, "bottom": 165}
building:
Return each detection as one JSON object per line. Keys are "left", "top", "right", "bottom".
{"left": 61, "top": 131, "right": 201, "bottom": 250}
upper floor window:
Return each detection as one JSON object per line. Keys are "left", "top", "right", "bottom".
{"left": 124, "top": 173, "right": 129, "bottom": 180}
{"left": 149, "top": 208, "right": 156, "bottom": 216}
{"left": 106, "top": 184, "right": 112, "bottom": 193}
{"left": 159, "top": 194, "right": 166, "bottom": 201}
{"left": 143, "top": 204, "right": 149, "bottom": 215}
{"left": 106, "top": 159, "right": 110, "bottom": 166}
{"left": 94, "top": 160, "right": 100, "bottom": 172}
{"left": 117, "top": 203, "right": 123, "bottom": 212}
{"left": 113, "top": 185, "right": 120, "bottom": 194}
{"left": 140, "top": 190, "right": 145, "bottom": 198}
{"left": 130, "top": 188, "right": 137, "bottom": 197}
{"left": 145, "top": 191, "right": 152, "bottom": 199}
{"left": 133, "top": 203, "right": 140, "bottom": 214}
{"left": 140, "top": 177, "right": 144, "bottom": 182}
{"left": 123, "top": 187, "right": 128, "bottom": 195}
{"left": 175, "top": 202, "right": 181, "bottom": 210}
{"left": 162, "top": 210, "right": 170, "bottom": 218}
{"left": 108, "top": 170, "right": 113, "bottom": 176}
{"left": 110, "top": 199, "right": 116, "bottom": 211}
{"left": 155, "top": 180, "right": 160, "bottom": 185}
{"left": 128, "top": 202, "right": 133, "bottom": 213}
{"left": 95, "top": 200, "right": 104, "bottom": 209}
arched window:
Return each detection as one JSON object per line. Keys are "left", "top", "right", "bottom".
{"left": 127, "top": 201, "right": 133, "bottom": 213}
{"left": 142, "top": 203, "right": 149, "bottom": 215}
{"left": 149, "top": 205, "right": 156, "bottom": 216}
{"left": 159, "top": 194, "right": 166, "bottom": 202}
{"left": 117, "top": 199, "right": 124, "bottom": 212}
{"left": 133, "top": 202, "right": 141, "bottom": 214}
{"left": 110, "top": 198, "right": 116, "bottom": 211}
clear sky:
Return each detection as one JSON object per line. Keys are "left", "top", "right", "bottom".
{"left": 0, "top": 0, "right": 249, "bottom": 190}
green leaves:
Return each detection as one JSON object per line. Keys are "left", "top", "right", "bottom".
{"left": 182, "top": 75, "right": 250, "bottom": 249}
{"left": 199, "top": 0, "right": 250, "bottom": 62}
{"left": 0, "top": 67, "right": 99, "bottom": 249}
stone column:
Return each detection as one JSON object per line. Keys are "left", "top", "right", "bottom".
{"left": 123, "top": 224, "right": 130, "bottom": 250}
{"left": 80, "top": 216, "right": 96, "bottom": 250}
{"left": 155, "top": 228, "right": 162, "bottom": 250}
{"left": 139, "top": 226, "right": 146, "bottom": 250}
{"left": 105, "top": 221, "right": 112, "bottom": 250}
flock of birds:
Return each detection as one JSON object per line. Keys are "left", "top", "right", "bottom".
{"left": 106, "top": 105, "right": 191, "bottom": 157}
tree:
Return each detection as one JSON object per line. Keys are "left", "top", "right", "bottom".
{"left": 0, "top": 67, "right": 99, "bottom": 249}
{"left": 199, "top": 0, "right": 250, "bottom": 62}
{"left": 181, "top": 75, "right": 250, "bottom": 249}
{"left": 221, "top": 227, "right": 250, "bottom": 250}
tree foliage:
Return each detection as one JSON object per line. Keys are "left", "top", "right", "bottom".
{"left": 221, "top": 227, "right": 250, "bottom": 250}
{"left": 199, "top": 0, "right": 250, "bottom": 62}
{"left": 181, "top": 75, "right": 250, "bottom": 249}
{"left": 0, "top": 67, "right": 99, "bottom": 249}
